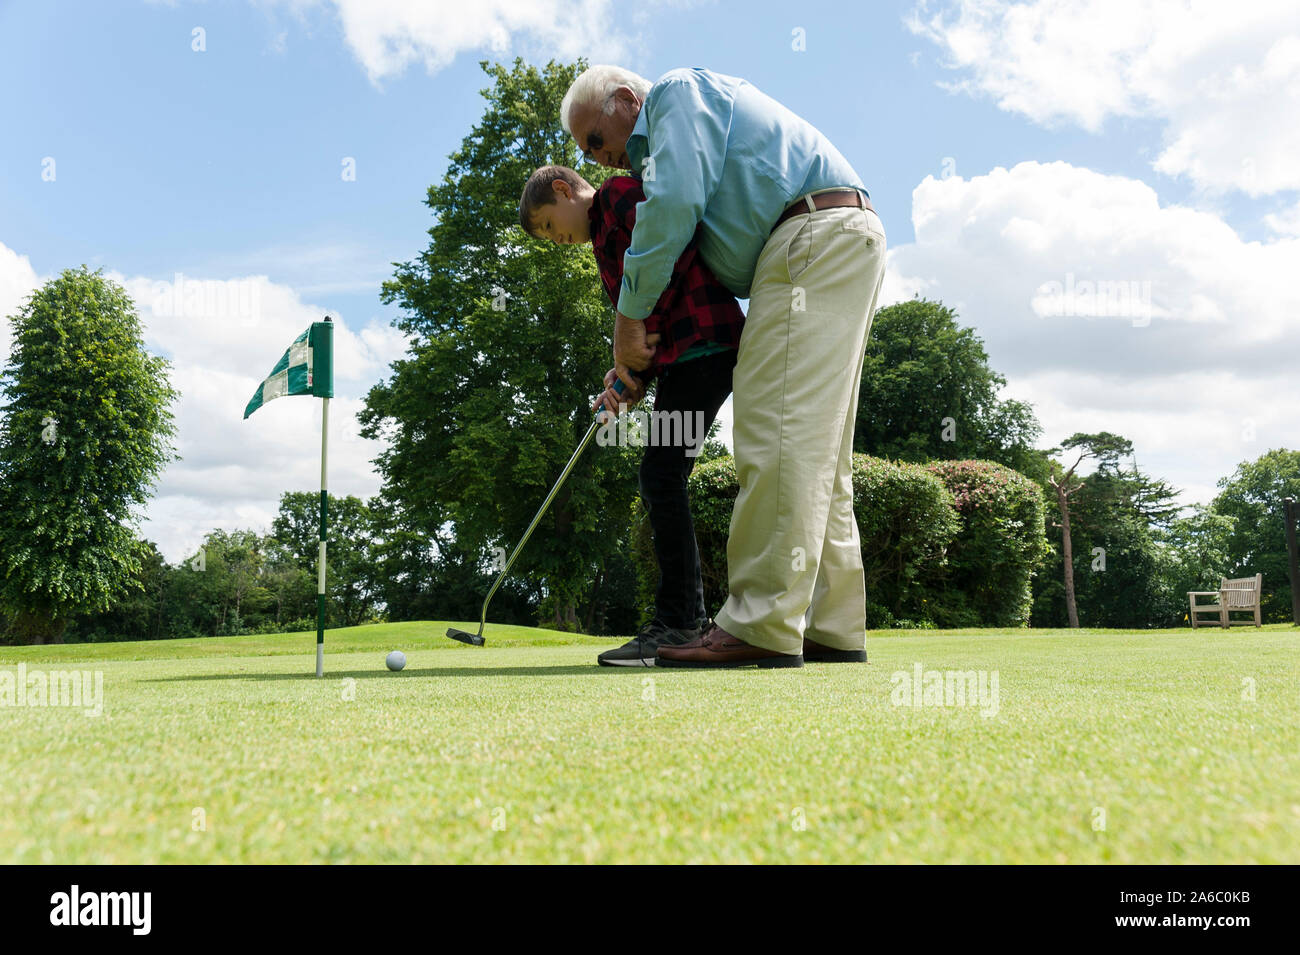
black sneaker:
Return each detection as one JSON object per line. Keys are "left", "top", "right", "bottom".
{"left": 597, "top": 619, "right": 705, "bottom": 667}
{"left": 803, "top": 636, "right": 868, "bottom": 663}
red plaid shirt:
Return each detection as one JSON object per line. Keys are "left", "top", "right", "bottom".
{"left": 589, "top": 175, "right": 745, "bottom": 375}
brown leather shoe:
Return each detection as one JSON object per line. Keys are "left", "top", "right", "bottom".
{"left": 656, "top": 625, "right": 803, "bottom": 669}
{"left": 803, "top": 637, "right": 868, "bottom": 663}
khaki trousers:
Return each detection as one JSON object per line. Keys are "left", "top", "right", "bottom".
{"left": 714, "top": 206, "right": 886, "bottom": 654}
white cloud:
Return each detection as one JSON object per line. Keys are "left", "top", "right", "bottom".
{"left": 114, "top": 271, "right": 408, "bottom": 387}
{"left": 0, "top": 242, "right": 41, "bottom": 367}
{"left": 280, "top": 0, "right": 632, "bottom": 84}
{"left": 910, "top": 0, "right": 1300, "bottom": 195}
{"left": 881, "top": 160, "right": 1300, "bottom": 505}
{"left": 145, "top": 375, "right": 389, "bottom": 563}
{"left": 1002, "top": 367, "right": 1290, "bottom": 508}
{"left": 1, "top": 246, "right": 410, "bottom": 562}
{"left": 116, "top": 272, "right": 410, "bottom": 561}
{"left": 1264, "top": 200, "right": 1300, "bottom": 237}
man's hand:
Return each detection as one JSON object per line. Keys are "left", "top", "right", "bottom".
{"left": 613, "top": 311, "right": 660, "bottom": 392}
{"left": 592, "top": 367, "right": 647, "bottom": 416}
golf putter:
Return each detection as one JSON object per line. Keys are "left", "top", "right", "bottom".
{"left": 446, "top": 377, "right": 629, "bottom": 646}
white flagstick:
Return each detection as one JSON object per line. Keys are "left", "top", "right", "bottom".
{"left": 243, "top": 317, "right": 333, "bottom": 675}
{"left": 313, "top": 316, "right": 334, "bottom": 677}
{"left": 316, "top": 392, "right": 329, "bottom": 677}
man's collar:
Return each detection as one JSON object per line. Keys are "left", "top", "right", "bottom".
{"left": 626, "top": 105, "right": 650, "bottom": 171}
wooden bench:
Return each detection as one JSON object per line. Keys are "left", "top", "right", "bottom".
{"left": 1188, "top": 574, "right": 1263, "bottom": 629}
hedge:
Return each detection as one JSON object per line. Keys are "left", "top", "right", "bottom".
{"left": 851, "top": 456, "right": 960, "bottom": 626}
{"left": 631, "top": 453, "right": 1046, "bottom": 629}
{"left": 630, "top": 456, "right": 736, "bottom": 622}
{"left": 925, "top": 460, "right": 1049, "bottom": 628}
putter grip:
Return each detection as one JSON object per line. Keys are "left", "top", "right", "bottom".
{"left": 596, "top": 377, "right": 628, "bottom": 420}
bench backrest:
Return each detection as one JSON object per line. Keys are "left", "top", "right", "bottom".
{"left": 1219, "top": 574, "right": 1262, "bottom": 607}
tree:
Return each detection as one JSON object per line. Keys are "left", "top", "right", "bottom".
{"left": 1157, "top": 506, "right": 1237, "bottom": 626}
{"left": 196, "top": 529, "right": 271, "bottom": 633}
{"left": 854, "top": 298, "right": 1044, "bottom": 476}
{"left": 1031, "top": 451, "right": 1186, "bottom": 629}
{"left": 271, "top": 491, "right": 378, "bottom": 627}
{"left": 0, "top": 268, "right": 178, "bottom": 643}
{"left": 260, "top": 542, "right": 316, "bottom": 628}
{"left": 65, "top": 539, "right": 169, "bottom": 642}
{"left": 364, "top": 491, "right": 536, "bottom": 625}
{"left": 1210, "top": 449, "right": 1300, "bottom": 622}
{"left": 167, "top": 544, "right": 225, "bottom": 637}
{"left": 359, "top": 59, "right": 641, "bottom": 629}
{"left": 1045, "top": 433, "right": 1133, "bottom": 628}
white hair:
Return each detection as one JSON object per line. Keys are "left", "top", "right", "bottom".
{"left": 560, "top": 65, "right": 652, "bottom": 136}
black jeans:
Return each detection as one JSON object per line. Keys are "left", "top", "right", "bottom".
{"left": 639, "top": 348, "right": 736, "bottom": 629}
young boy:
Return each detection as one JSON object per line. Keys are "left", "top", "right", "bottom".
{"left": 519, "top": 165, "right": 744, "bottom": 666}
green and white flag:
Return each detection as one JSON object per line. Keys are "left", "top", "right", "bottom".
{"left": 244, "top": 321, "right": 334, "bottom": 418}
{"left": 243, "top": 317, "right": 336, "bottom": 677}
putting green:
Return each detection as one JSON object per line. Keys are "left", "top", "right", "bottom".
{"left": 1, "top": 622, "right": 1297, "bottom": 863}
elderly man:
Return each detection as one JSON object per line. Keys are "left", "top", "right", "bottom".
{"left": 564, "top": 66, "right": 886, "bottom": 668}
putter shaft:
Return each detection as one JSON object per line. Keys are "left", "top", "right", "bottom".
{"left": 450, "top": 381, "right": 626, "bottom": 645}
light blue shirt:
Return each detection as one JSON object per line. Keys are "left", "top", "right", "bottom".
{"left": 618, "top": 68, "right": 867, "bottom": 320}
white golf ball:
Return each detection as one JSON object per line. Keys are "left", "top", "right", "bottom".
{"left": 385, "top": 650, "right": 406, "bottom": 671}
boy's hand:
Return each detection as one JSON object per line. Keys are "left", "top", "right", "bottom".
{"left": 592, "top": 367, "right": 647, "bottom": 415}
{"left": 613, "top": 312, "right": 660, "bottom": 391}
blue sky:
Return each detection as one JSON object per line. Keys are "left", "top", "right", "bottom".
{"left": 2, "top": 0, "right": 1298, "bottom": 561}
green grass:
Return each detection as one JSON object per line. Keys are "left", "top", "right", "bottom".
{"left": 2, "top": 622, "right": 1297, "bottom": 863}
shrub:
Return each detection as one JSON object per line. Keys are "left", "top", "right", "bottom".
{"left": 851, "top": 456, "right": 960, "bottom": 620}
{"left": 629, "top": 454, "right": 1045, "bottom": 629}
{"left": 631, "top": 457, "right": 737, "bottom": 624}
{"left": 634, "top": 454, "right": 961, "bottom": 624}
{"left": 926, "top": 460, "right": 1049, "bottom": 627}
{"left": 864, "top": 601, "right": 896, "bottom": 630}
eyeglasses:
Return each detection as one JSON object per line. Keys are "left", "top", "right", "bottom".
{"left": 581, "top": 95, "right": 613, "bottom": 161}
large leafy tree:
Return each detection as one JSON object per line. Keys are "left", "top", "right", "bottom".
{"left": 365, "top": 491, "right": 537, "bottom": 625}
{"left": 1042, "top": 432, "right": 1133, "bottom": 628}
{"left": 259, "top": 542, "right": 316, "bottom": 629}
{"left": 0, "top": 268, "right": 177, "bottom": 643}
{"left": 1210, "top": 449, "right": 1300, "bottom": 622}
{"left": 360, "top": 59, "right": 640, "bottom": 628}
{"left": 271, "top": 491, "right": 379, "bottom": 627}
{"left": 1032, "top": 437, "right": 1184, "bottom": 628}
{"left": 169, "top": 529, "right": 303, "bottom": 636}
{"left": 1156, "top": 506, "right": 1238, "bottom": 626}
{"left": 1061, "top": 484, "right": 1171, "bottom": 628}
{"left": 854, "top": 298, "right": 1044, "bottom": 478}
{"left": 199, "top": 529, "right": 271, "bottom": 633}
{"left": 1078, "top": 460, "right": 1182, "bottom": 626}
{"left": 65, "top": 539, "right": 169, "bottom": 642}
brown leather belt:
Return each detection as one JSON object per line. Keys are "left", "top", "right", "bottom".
{"left": 771, "top": 189, "right": 874, "bottom": 234}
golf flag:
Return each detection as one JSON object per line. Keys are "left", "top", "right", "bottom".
{"left": 243, "top": 321, "right": 334, "bottom": 418}
{"left": 244, "top": 318, "right": 335, "bottom": 677}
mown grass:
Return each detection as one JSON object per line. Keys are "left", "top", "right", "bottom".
{"left": 2, "top": 622, "right": 1297, "bottom": 863}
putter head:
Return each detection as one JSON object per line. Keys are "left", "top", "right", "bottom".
{"left": 446, "top": 627, "right": 485, "bottom": 647}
